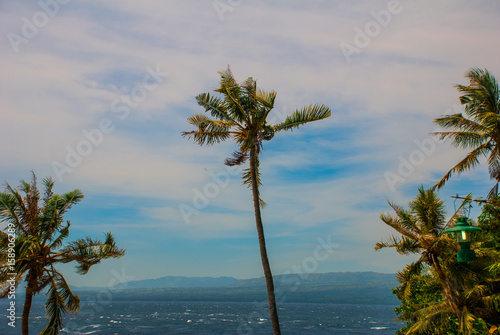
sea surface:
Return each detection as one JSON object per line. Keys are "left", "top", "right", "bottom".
{"left": 1, "top": 300, "right": 402, "bottom": 334}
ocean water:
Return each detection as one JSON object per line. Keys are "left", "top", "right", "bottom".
{"left": 1, "top": 301, "right": 402, "bottom": 334}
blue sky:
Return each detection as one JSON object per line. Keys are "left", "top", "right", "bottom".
{"left": 1, "top": 1, "right": 500, "bottom": 287}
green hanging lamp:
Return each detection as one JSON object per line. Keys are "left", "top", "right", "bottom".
{"left": 444, "top": 216, "right": 481, "bottom": 262}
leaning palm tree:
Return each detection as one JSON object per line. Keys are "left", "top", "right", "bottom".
{"left": 183, "top": 67, "right": 331, "bottom": 334}
{"left": 432, "top": 68, "right": 500, "bottom": 197}
{"left": 376, "top": 188, "right": 462, "bottom": 323}
{"left": 0, "top": 173, "right": 125, "bottom": 335}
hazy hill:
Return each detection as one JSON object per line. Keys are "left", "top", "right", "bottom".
{"left": 232, "top": 271, "right": 396, "bottom": 287}
{"left": 114, "top": 275, "right": 237, "bottom": 289}
{"left": 73, "top": 276, "right": 237, "bottom": 291}
{"left": 70, "top": 272, "right": 399, "bottom": 305}
{"left": 73, "top": 271, "right": 395, "bottom": 290}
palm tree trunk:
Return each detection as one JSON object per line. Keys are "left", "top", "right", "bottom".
{"left": 249, "top": 146, "right": 281, "bottom": 335}
{"left": 22, "top": 272, "right": 36, "bottom": 335}
{"left": 430, "top": 253, "right": 462, "bottom": 321}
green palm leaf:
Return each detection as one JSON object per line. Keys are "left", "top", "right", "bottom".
{"left": 433, "top": 143, "right": 491, "bottom": 190}
{"left": 40, "top": 271, "right": 80, "bottom": 335}
{"left": 215, "top": 67, "right": 247, "bottom": 123}
{"left": 57, "top": 232, "right": 125, "bottom": 274}
{"left": 434, "top": 68, "right": 500, "bottom": 193}
{"left": 0, "top": 192, "right": 24, "bottom": 231}
{"left": 0, "top": 173, "right": 124, "bottom": 334}
{"left": 274, "top": 104, "right": 331, "bottom": 132}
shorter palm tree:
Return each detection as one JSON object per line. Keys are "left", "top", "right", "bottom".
{"left": 376, "top": 188, "right": 461, "bottom": 318}
{"left": 0, "top": 173, "right": 125, "bottom": 335}
{"left": 433, "top": 68, "right": 500, "bottom": 197}
{"left": 376, "top": 187, "right": 499, "bottom": 334}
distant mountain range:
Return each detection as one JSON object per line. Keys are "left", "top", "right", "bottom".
{"left": 69, "top": 272, "right": 399, "bottom": 305}
{"left": 74, "top": 275, "right": 238, "bottom": 291}
{"left": 74, "top": 271, "right": 395, "bottom": 291}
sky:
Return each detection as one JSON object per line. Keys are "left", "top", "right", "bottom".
{"left": 1, "top": 0, "right": 500, "bottom": 288}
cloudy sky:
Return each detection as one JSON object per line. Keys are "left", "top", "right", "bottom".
{"left": 1, "top": 1, "right": 500, "bottom": 287}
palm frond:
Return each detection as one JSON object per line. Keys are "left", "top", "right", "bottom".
{"left": 392, "top": 203, "right": 420, "bottom": 234}
{"left": 42, "top": 177, "right": 55, "bottom": 204}
{"left": 182, "top": 130, "right": 231, "bottom": 146}
{"left": 40, "top": 278, "right": 65, "bottom": 335}
{"left": 459, "top": 306, "right": 476, "bottom": 335}
{"left": 379, "top": 212, "right": 420, "bottom": 241}
{"left": 240, "top": 77, "right": 258, "bottom": 118}
{"left": 58, "top": 189, "right": 84, "bottom": 215}
{"left": 37, "top": 273, "right": 53, "bottom": 292}
{"left": 182, "top": 114, "right": 233, "bottom": 145}
{"left": 215, "top": 67, "right": 248, "bottom": 124}
{"left": 433, "top": 68, "right": 500, "bottom": 193}
{"left": 273, "top": 104, "right": 331, "bottom": 132}
{"left": 487, "top": 147, "right": 500, "bottom": 180}
{"left": 243, "top": 154, "right": 266, "bottom": 207}
{"left": 224, "top": 150, "right": 249, "bottom": 166}
{"left": 5, "top": 183, "right": 28, "bottom": 220}
{"left": 57, "top": 233, "right": 125, "bottom": 274}
{"left": 396, "top": 261, "right": 424, "bottom": 284}
{"left": 433, "top": 143, "right": 491, "bottom": 190}
{"left": 39, "top": 190, "right": 82, "bottom": 244}
{"left": 431, "top": 131, "right": 489, "bottom": 149}
{"left": 40, "top": 271, "right": 80, "bottom": 335}
{"left": 195, "top": 92, "right": 236, "bottom": 124}
{"left": 256, "top": 89, "right": 277, "bottom": 110}
{"left": 410, "top": 187, "right": 446, "bottom": 234}
{"left": 251, "top": 89, "right": 276, "bottom": 125}
{"left": 49, "top": 221, "right": 71, "bottom": 250}
{"left": 458, "top": 68, "right": 500, "bottom": 118}
{"left": 432, "top": 113, "right": 488, "bottom": 133}
{"left": 375, "top": 234, "right": 421, "bottom": 255}
{"left": 0, "top": 192, "right": 24, "bottom": 229}
{"left": 406, "top": 301, "right": 453, "bottom": 334}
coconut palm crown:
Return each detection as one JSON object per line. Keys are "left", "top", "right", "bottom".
{"left": 182, "top": 67, "right": 331, "bottom": 335}
{"left": 0, "top": 173, "right": 125, "bottom": 335}
{"left": 432, "top": 68, "right": 500, "bottom": 197}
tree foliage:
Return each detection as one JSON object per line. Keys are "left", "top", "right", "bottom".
{"left": 433, "top": 68, "right": 500, "bottom": 197}
{"left": 0, "top": 172, "right": 125, "bottom": 335}
{"left": 377, "top": 188, "right": 500, "bottom": 334}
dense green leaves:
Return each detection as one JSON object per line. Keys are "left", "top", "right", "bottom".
{"left": 0, "top": 173, "right": 125, "bottom": 335}
{"left": 183, "top": 66, "right": 331, "bottom": 204}
{"left": 377, "top": 188, "right": 500, "bottom": 334}
{"left": 433, "top": 68, "right": 500, "bottom": 195}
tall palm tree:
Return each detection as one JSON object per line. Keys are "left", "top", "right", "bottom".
{"left": 0, "top": 173, "right": 125, "bottom": 335}
{"left": 432, "top": 68, "right": 500, "bottom": 197}
{"left": 183, "top": 67, "right": 331, "bottom": 334}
